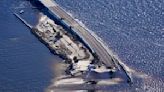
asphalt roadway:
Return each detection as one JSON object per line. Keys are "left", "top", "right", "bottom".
{"left": 39, "top": 0, "right": 117, "bottom": 68}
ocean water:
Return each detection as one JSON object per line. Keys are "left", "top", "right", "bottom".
{"left": 0, "top": 0, "right": 164, "bottom": 92}
{"left": 0, "top": 0, "right": 61, "bottom": 92}
{"left": 55, "top": 0, "right": 164, "bottom": 91}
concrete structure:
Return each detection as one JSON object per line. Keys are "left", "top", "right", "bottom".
{"left": 35, "top": 16, "right": 96, "bottom": 73}
{"left": 14, "top": 0, "right": 133, "bottom": 90}
{"left": 14, "top": 12, "right": 114, "bottom": 75}
{"left": 37, "top": 0, "right": 133, "bottom": 86}
{"left": 39, "top": 0, "right": 117, "bottom": 68}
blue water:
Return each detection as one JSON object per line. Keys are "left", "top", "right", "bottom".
{"left": 0, "top": 0, "right": 164, "bottom": 92}
{"left": 55, "top": 0, "right": 164, "bottom": 91}
{"left": 0, "top": 0, "right": 61, "bottom": 92}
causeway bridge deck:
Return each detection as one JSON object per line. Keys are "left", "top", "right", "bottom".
{"left": 39, "top": 0, "right": 117, "bottom": 68}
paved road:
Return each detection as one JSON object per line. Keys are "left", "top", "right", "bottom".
{"left": 39, "top": 0, "right": 116, "bottom": 68}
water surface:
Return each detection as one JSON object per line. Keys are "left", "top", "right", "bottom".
{"left": 0, "top": 0, "right": 164, "bottom": 92}
{"left": 0, "top": 0, "right": 61, "bottom": 91}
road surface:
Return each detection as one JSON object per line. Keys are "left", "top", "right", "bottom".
{"left": 39, "top": 0, "right": 117, "bottom": 68}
